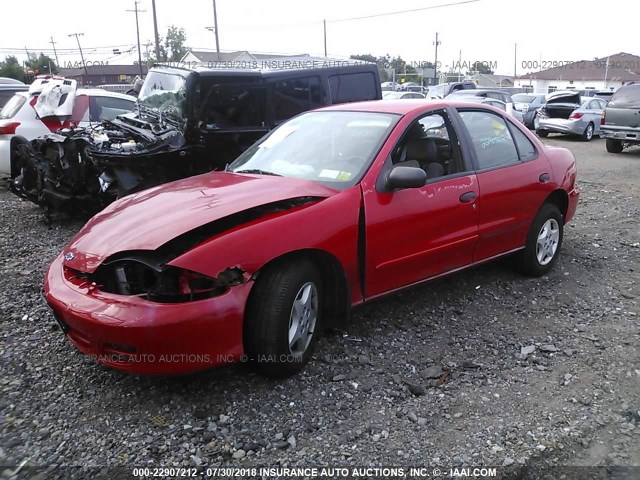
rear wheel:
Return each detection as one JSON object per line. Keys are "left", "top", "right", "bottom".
{"left": 536, "top": 129, "right": 549, "bottom": 138}
{"left": 516, "top": 203, "right": 563, "bottom": 277}
{"left": 606, "top": 138, "right": 623, "bottom": 153}
{"left": 244, "top": 258, "right": 322, "bottom": 378}
{"left": 532, "top": 113, "right": 539, "bottom": 130}
{"left": 582, "top": 122, "right": 594, "bottom": 142}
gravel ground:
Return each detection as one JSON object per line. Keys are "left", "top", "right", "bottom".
{"left": 1, "top": 136, "right": 639, "bottom": 479}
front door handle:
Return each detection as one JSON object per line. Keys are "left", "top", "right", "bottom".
{"left": 539, "top": 173, "right": 551, "bottom": 183}
{"left": 459, "top": 191, "right": 477, "bottom": 203}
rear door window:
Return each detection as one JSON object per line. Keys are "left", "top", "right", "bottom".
{"left": 91, "top": 96, "right": 136, "bottom": 121}
{"left": 609, "top": 85, "right": 640, "bottom": 109}
{"left": 329, "top": 72, "right": 377, "bottom": 103}
{"left": 273, "top": 76, "right": 323, "bottom": 122}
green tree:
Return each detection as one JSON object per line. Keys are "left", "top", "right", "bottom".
{"left": 163, "top": 26, "right": 188, "bottom": 61}
{"left": 350, "top": 54, "right": 389, "bottom": 82}
{"left": 467, "top": 60, "right": 494, "bottom": 75}
{"left": 25, "top": 52, "right": 58, "bottom": 75}
{"left": 0, "top": 56, "right": 25, "bottom": 82}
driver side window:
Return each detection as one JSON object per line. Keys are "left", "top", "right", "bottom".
{"left": 391, "top": 111, "right": 465, "bottom": 180}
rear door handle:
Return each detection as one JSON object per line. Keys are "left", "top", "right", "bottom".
{"left": 539, "top": 173, "right": 551, "bottom": 183}
{"left": 459, "top": 191, "right": 477, "bottom": 203}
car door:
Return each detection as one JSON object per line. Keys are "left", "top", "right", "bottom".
{"left": 454, "top": 108, "right": 555, "bottom": 261}
{"left": 363, "top": 109, "right": 479, "bottom": 298}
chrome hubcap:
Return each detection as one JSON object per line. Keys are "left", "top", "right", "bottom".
{"left": 533, "top": 115, "right": 539, "bottom": 129}
{"left": 536, "top": 219, "right": 560, "bottom": 266}
{"left": 586, "top": 125, "right": 593, "bottom": 139}
{"left": 288, "top": 282, "right": 318, "bottom": 357}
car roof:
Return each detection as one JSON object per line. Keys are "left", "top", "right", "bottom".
{"left": 317, "top": 99, "right": 507, "bottom": 116}
{"left": 0, "top": 84, "right": 28, "bottom": 91}
{"left": 0, "top": 77, "right": 26, "bottom": 85}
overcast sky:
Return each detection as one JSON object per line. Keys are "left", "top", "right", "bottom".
{"left": 1, "top": 0, "right": 637, "bottom": 75}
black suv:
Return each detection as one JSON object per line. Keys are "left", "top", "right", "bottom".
{"left": 600, "top": 83, "right": 640, "bottom": 153}
{"left": 11, "top": 59, "right": 381, "bottom": 214}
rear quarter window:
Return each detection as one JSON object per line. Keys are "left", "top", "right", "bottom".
{"left": 329, "top": 72, "right": 377, "bottom": 104}
{"left": 0, "top": 94, "right": 26, "bottom": 119}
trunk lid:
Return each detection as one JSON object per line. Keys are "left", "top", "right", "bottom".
{"left": 542, "top": 91, "right": 582, "bottom": 119}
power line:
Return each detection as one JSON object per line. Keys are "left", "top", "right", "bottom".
{"left": 328, "top": 0, "right": 480, "bottom": 22}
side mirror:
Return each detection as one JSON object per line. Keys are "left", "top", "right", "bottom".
{"left": 385, "top": 165, "right": 427, "bottom": 191}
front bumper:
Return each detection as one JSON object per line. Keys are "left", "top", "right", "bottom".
{"left": 44, "top": 253, "right": 249, "bottom": 375}
{"left": 538, "top": 118, "right": 584, "bottom": 136}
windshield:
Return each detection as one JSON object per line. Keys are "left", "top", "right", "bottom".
{"left": 512, "top": 94, "right": 536, "bottom": 103}
{"left": 609, "top": 85, "right": 640, "bottom": 109}
{"left": 138, "top": 70, "right": 189, "bottom": 120}
{"left": 229, "top": 111, "right": 399, "bottom": 189}
{"left": 383, "top": 92, "right": 404, "bottom": 99}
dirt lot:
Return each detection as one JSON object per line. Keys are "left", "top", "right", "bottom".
{"left": 0, "top": 136, "right": 639, "bottom": 479}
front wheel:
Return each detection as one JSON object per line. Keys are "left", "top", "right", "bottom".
{"left": 516, "top": 203, "right": 563, "bottom": 277}
{"left": 582, "top": 123, "right": 594, "bottom": 142}
{"left": 606, "top": 138, "right": 623, "bottom": 153}
{"left": 536, "top": 129, "right": 549, "bottom": 138}
{"left": 244, "top": 258, "right": 322, "bottom": 378}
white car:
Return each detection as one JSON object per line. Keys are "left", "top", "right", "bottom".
{"left": 0, "top": 77, "right": 136, "bottom": 176}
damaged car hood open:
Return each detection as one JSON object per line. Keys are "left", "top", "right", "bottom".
{"left": 64, "top": 172, "right": 336, "bottom": 272}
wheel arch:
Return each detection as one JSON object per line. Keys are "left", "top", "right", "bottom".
{"left": 250, "top": 248, "right": 351, "bottom": 329}
{"left": 543, "top": 189, "right": 569, "bottom": 222}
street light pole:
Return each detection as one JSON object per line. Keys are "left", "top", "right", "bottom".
{"left": 68, "top": 33, "right": 87, "bottom": 75}
{"left": 212, "top": 0, "right": 220, "bottom": 54}
{"left": 323, "top": 19, "right": 327, "bottom": 57}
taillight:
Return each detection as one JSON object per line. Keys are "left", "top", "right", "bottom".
{"left": 0, "top": 121, "right": 21, "bottom": 135}
{"left": 569, "top": 112, "right": 583, "bottom": 119}
{"left": 601, "top": 111, "right": 606, "bottom": 125}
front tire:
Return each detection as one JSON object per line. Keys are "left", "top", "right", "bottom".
{"left": 606, "top": 138, "right": 623, "bottom": 153}
{"left": 516, "top": 203, "right": 563, "bottom": 277}
{"left": 582, "top": 123, "right": 594, "bottom": 142}
{"left": 244, "top": 258, "right": 322, "bottom": 378}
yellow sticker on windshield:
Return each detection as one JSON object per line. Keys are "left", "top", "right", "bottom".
{"left": 337, "top": 171, "right": 352, "bottom": 181}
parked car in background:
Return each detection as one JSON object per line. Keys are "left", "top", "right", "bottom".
{"left": 400, "top": 82, "right": 424, "bottom": 92}
{"left": 447, "top": 89, "right": 522, "bottom": 122}
{"left": 0, "top": 77, "right": 28, "bottom": 110}
{"left": 0, "top": 78, "right": 136, "bottom": 176}
{"left": 594, "top": 90, "right": 616, "bottom": 102}
{"left": 600, "top": 83, "right": 640, "bottom": 153}
{"left": 448, "top": 95, "right": 525, "bottom": 123}
{"left": 381, "top": 81, "right": 400, "bottom": 91}
{"left": 512, "top": 93, "right": 546, "bottom": 128}
{"left": 383, "top": 91, "right": 426, "bottom": 99}
{"left": 536, "top": 92, "right": 606, "bottom": 141}
{"left": 44, "top": 100, "right": 579, "bottom": 377}
{"left": 426, "top": 81, "right": 476, "bottom": 99}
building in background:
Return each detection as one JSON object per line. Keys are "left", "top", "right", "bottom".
{"left": 57, "top": 65, "right": 148, "bottom": 87}
{"left": 516, "top": 52, "right": 640, "bottom": 93}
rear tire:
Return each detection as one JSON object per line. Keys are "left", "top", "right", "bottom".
{"left": 244, "top": 258, "right": 322, "bottom": 378}
{"left": 606, "top": 138, "right": 623, "bottom": 153}
{"left": 536, "top": 129, "right": 549, "bottom": 138}
{"left": 582, "top": 123, "right": 594, "bottom": 142}
{"left": 516, "top": 203, "right": 563, "bottom": 277}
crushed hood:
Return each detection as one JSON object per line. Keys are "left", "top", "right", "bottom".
{"left": 64, "top": 172, "right": 336, "bottom": 272}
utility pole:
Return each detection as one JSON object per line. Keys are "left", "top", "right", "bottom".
{"left": 433, "top": 32, "right": 441, "bottom": 85}
{"left": 513, "top": 43, "right": 517, "bottom": 85}
{"left": 68, "top": 33, "right": 87, "bottom": 75}
{"left": 49, "top": 36, "right": 60, "bottom": 68}
{"left": 127, "top": 1, "right": 146, "bottom": 77}
{"left": 323, "top": 19, "right": 327, "bottom": 57}
{"left": 151, "top": 0, "right": 161, "bottom": 60}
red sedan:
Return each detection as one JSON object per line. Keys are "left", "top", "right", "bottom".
{"left": 45, "top": 100, "right": 579, "bottom": 377}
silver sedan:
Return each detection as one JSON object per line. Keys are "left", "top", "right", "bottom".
{"left": 536, "top": 97, "right": 607, "bottom": 141}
